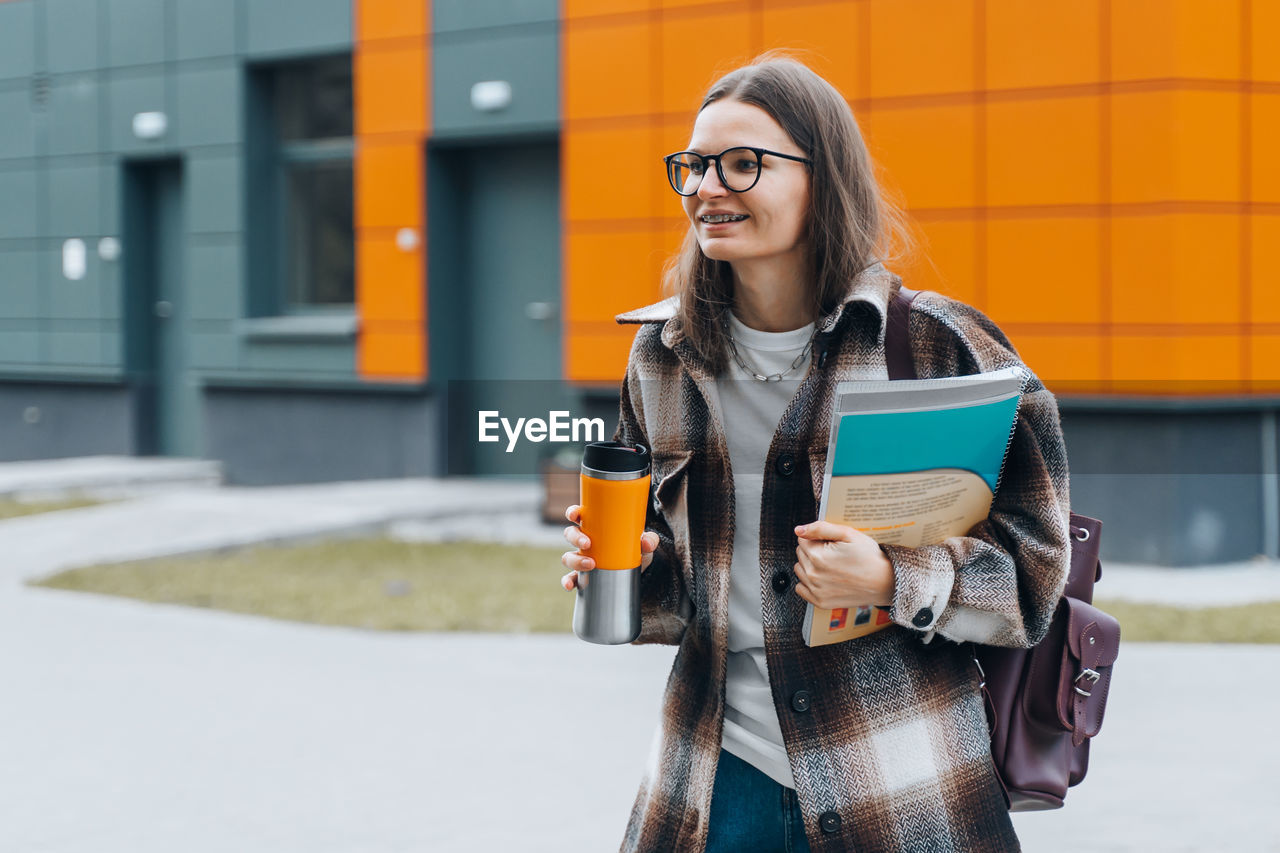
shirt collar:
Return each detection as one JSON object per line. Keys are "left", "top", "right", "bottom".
{"left": 614, "top": 261, "right": 896, "bottom": 350}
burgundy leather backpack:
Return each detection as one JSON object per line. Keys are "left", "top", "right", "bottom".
{"left": 885, "top": 285, "right": 1121, "bottom": 811}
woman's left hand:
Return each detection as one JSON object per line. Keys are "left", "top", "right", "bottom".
{"left": 792, "top": 521, "right": 896, "bottom": 609}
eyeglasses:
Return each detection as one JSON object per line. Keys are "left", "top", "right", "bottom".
{"left": 663, "top": 146, "right": 813, "bottom": 196}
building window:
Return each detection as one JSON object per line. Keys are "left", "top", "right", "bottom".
{"left": 247, "top": 54, "right": 354, "bottom": 314}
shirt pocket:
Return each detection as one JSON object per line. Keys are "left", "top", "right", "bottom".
{"left": 650, "top": 450, "right": 694, "bottom": 573}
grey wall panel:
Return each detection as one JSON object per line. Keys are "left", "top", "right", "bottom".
{"left": 44, "top": 0, "right": 101, "bottom": 75}
{"left": 0, "top": 169, "right": 39, "bottom": 239}
{"left": 184, "top": 154, "right": 242, "bottom": 234}
{"left": 433, "top": 0, "right": 558, "bottom": 32}
{"left": 0, "top": 330, "right": 40, "bottom": 364}
{"left": 0, "top": 2, "right": 36, "bottom": 81}
{"left": 432, "top": 27, "right": 558, "bottom": 136}
{"left": 173, "top": 63, "right": 241, "bottom": 148}
{"left": 189, "top": 330, "right": 239, "bottom": 370}
{"left": 47, "top": 162, "right": 104, "bottom": 238}
{"left": 243, "top": 0, "right": 351, "bottom": 60}
{"left": 174, "top": 0, "right": 237, "bottom": 61}
{"left": 47, "top": 76, "right": 101, "bottom": 157}
{"left": 45, "top": 245, "right": 103, "bottom": 319}
{"left": 105, "top": 0, "right": 166, "bottom": 69}
{"left": 239, "top": 341, "right": 355, "bottom": 374}
{"left": 0, "top": 250, "right": 40, "bottom": 319}
{"left": 0, "top": 383, "right": 133, "bottom": 460}
{"left": 101, "top": 327, "right": 122, "bottom": 366}
{"left": 203, "top": 388, "right": 439, "bottom": 484}
{"left": 105, "top": 71, "right": 167, "bottom": 155}
{"left": 100, "top": 257, "right": 122, "bottom": 322}
{"left": 1061, "top": 410, "right": 1267, "bottom": 566}
{"left": 185, "top": 241, "right": 243, "bottom": 321}
{"left": 0, "top": 88, "right": 36, "bottom": 160}
{"left": 46, "top": 329, "right": 105, "bottom": 366}
{"left": 102, "top": 159, "right": 121, "bottom": 235}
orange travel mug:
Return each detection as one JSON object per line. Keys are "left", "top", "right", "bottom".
{"left": 573, "top": 441, "right": 650, "bottom": 644}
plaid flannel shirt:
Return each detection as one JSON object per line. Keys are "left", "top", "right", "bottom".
{"left": 610, "top": 263, "right": 1072, "bottom": 852}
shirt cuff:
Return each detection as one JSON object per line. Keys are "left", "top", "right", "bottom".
{"left": 882, "top": 544, "right": 955, "bottom": 643}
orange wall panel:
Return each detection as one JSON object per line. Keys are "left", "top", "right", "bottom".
{"left": 357, "top": 235, "right": 422, "bottom": 324}
{"left": 1251, "top": 92, "right": 1280, "bottom": 204}
{"left": 566, "top": 331, "right": 636, "bottom": 382}
{"left": 566, "top": 230, "right": 659, "bottom": 324}
{"left": 1249, "top": 336, "right": 1280, "bottom": 392}
{"left": 986, "top": 217, "right": 1103, "bottom": 326}
{"left": 359, "top": 329, "right": 426, "bottom": 381}
{"left": 564, "top": 18, "right": 656, "bottom": 120}
{"left": 1253, "top": 0, "right": 1280, "bottom": 83}
{"left": 1110, "top": 90, "right": 1241, "bottom": 204}
{"left": 864, "top": 103, "right": 979, "bottom": 209}
{"left": 1110, "top": 0, "right": 1242, "bottom": 82}
{"left": 985, "top": 0, "right": 1103, "bottom": 90}
{"left": 868, "top": 0, "right": 977, "bottom": 99}
{"left": 564, "top": 0, "right": 650, "bottom": 18}
{"left": 355, "top": 45, "right": 427, "bottom": 136}
{"left": 897, "top": 219, "right": 979, "bottom": 305}
{"left": 1109, "top": 214, "right": 1241, "bottom": 326}
{"left": 659, "top": 116, "right": 697, "bottom": 167}
{"left": 760, "top": 2, "right": 864, "bottom": 100}
{"left": 660, "top": 10, "right": 753, "bottom": 115}
{"left": 1012, "top": 335, "right": 1105, "bottom": 385}
{"left": 564, "top": 127, "right": 660, "bottom": 221}
{"left": 356, "top": 0, "right": 428, "bottom": 40}
{"left": 355, "top": 142, "right": 422, "bottom": 230}
{"left": 1250, "top": 216, "right": 1280, "bottom": 324}
{"left": 353, "top": 1, "right": 430, "bottom": 383}
{"left": 1110, "top": 334, "right": 1244, "bottom": 393}
{"left": 986, "top": 95, "right": 1102, "bottom": 207}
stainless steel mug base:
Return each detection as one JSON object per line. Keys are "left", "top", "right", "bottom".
{"left": 573, "top": 566, "right": 641, "bottom": 645}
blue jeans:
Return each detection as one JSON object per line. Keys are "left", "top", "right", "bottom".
{"left": 705, "top": 749, "right": 812, "bottom": 853}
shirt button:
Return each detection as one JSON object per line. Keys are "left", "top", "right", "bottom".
{"left": 790, "top": 690, "right": 811, "bottom": 713}
{"left": 912, "top": 607, "right": 934, "bottom": 628}
{"left": 775, "top": 453, "right": 796, "bottom": 477}
{"left": 819, "top": 810, "right": 842, "bottom": 834}
{"left": 771, "top": 571, "right": 792, "bottom": 593}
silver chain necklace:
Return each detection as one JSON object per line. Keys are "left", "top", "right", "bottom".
{"left": 723, "top": 317, "right": 818, "bottom": 382}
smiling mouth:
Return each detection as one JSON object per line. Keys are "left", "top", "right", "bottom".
{"left": 701, "top": 214, "right": 749, "bottom": 224}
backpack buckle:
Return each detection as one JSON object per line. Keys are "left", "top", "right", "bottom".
{"left": 1074, "top": 668, "right": 1101, "bottom": 697}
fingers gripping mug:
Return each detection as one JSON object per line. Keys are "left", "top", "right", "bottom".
{"left": 573, "top": 442, "right": 651, "bottom": 645}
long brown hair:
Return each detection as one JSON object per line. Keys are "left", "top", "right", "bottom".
{"left": 663, "top": 53, "right": 914, "bottom": 374}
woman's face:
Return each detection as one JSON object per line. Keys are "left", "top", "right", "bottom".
{"left": 681, "top": 99, "right": 811, "bottom": 270}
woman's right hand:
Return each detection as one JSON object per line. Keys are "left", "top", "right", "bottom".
{"left": 560, "top": 504, "right": 660, "bottom": 591}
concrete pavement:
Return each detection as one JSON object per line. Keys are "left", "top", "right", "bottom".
{"left": 1, "top": 457, "right": 1278, "bottom": 852}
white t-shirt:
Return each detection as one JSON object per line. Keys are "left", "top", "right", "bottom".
{"left": 710, "top": 310, "right": 814, "bottom": 789}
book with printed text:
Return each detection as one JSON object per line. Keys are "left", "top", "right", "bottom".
{"left": 801, "top": 366, "right": 1029, "bottom": 647}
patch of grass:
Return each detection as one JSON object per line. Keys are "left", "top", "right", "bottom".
{"left": 0, "top": 497, "right": 104, "bottom": 520}
{"left": 30, "top": 537, "right": 1280, "bottom": 642}
{"left": 1092, "top": 598, "right": 1280, "bottom": 645}
{"left": 32, "top": 539, "right": 575, "bottom": 633}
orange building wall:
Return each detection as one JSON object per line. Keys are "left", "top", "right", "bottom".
{"left": 562, "top": 0, "right": 1280, "bottom": 395}
{"left": 353, "top": 0, "right": 430, "bottom": 382}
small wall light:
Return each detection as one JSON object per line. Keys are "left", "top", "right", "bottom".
{"left": 396, "top": 228, "right": 419, "bottom": 251}
{"left": 98, "top": 237, "right": 121, "bottom": 262}
{"left": 62, "top": 238, "right": 86, "bottom": 281}
{"left": 470, "top": 81, "right": 512, "bottom": 113}
{"left": 132, "top": 111, "right": 168, "bottom": 140}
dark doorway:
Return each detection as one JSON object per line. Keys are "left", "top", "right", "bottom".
{"left": 122, "top": 159, "right": 197, "bottom": 456}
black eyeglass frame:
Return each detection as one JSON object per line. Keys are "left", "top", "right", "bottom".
{"left": 662, "top": 146, "right": 814, "bottom": 196}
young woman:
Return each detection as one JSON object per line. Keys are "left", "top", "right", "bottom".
{"left": 560, "top": 56, "right": 1072, "bottom": 853}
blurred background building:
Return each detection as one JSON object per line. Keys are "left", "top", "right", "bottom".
{"left": 0, "top": 0, "right": 1276, "bottom": 565}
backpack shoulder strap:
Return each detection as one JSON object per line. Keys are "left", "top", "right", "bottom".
{"left": 885, "top": 285, "right": 919, "bottom": 381}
